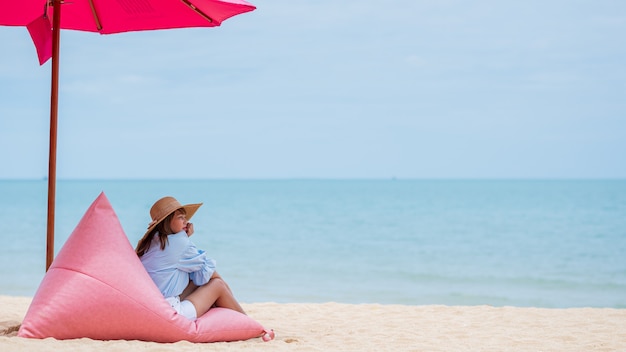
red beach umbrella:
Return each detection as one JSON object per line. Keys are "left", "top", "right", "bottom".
{"left": 0, "top": 0, "right": 256, "bottom": 271}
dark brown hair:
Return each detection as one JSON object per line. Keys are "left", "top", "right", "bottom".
{"left": 135, "top": 208, "right": 186, "bottom": 257}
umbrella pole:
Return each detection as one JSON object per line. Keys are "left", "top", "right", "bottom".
{"left": 46, "top": 0, "right": 62, "bottom": 271}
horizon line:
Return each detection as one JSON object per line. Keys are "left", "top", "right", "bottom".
{"left": 1, "top": 177, "right": 625, "bottom": 182}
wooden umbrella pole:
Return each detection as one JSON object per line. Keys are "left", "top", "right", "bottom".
{"left": 46, "top": 0, "right": 62, "bottom": 271}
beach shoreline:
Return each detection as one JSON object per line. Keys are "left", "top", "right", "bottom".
{"left": 2, "top": 295, "right": 625, "bottom": 351}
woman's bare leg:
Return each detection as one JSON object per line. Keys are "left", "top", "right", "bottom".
{"left": 184, "top": 278, "right": 245, "bottom": 317}
{"left": 180, "top": 280, "right": 197, "bottom": 300}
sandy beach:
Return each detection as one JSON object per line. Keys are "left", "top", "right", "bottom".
{"left": 1, "top": 295, "right": 625, "bottom": 351}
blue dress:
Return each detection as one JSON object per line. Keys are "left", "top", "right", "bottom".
{"left": 140, "top": 230, "right": 216, "bottom": 298}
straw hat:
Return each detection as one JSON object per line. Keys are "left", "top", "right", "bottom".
{"left": 142, "top": 196, "right": 203, "bottom": 239}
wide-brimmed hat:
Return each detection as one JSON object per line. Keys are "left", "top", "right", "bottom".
{"left": 142, "top": 196, "right": 202, "bottom": 239}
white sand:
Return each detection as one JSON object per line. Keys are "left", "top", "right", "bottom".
{"left": 1, "top": 295, "right": 625, "bottom": 351}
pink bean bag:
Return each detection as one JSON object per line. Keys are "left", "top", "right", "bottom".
{"left": 18, "top": 192, "right": 273, "bottom": 343}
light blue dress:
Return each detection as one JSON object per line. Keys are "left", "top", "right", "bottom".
{"left": 140, "top": 231, "right": 216, "bottom": 298}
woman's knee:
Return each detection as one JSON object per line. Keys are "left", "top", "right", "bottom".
{"left": 209, "top": 277, "right": 227, "bottom": 292}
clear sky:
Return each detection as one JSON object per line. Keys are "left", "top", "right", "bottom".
{"left": 1, "top": 0, "right": 625, "bottom": 179}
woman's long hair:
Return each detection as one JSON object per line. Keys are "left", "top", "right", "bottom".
{"left": 135, "top": 208, "right": 186, "bottom": 257}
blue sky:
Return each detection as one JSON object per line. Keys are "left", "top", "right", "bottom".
{"left": 1, "top": 0, "right": 625, "bottom": 179}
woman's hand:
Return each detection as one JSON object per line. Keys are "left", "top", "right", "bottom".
{"left": 186, "top": 222, "right": 194, "bottom": 237}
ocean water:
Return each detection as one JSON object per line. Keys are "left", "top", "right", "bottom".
{"left": 0, "top": 179, "right": 625, "bottom": 308}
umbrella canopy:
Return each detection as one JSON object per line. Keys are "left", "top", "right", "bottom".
{"left": 0, "top": 0, "right": 255, "bottom": 271}
{"left": 0, "top": 0, "right": 256, "bottom": 32}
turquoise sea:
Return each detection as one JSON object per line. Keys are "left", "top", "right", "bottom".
{"left": 0, "top": 179, "right": 625, "bottom": 308}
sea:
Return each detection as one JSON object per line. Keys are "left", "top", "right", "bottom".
{"left": 0, "top": 179, "right": 625, "bottom": 308}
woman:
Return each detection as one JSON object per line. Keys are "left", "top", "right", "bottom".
{"left": 135, "top": 196, "right": 245, "bottom": 320}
